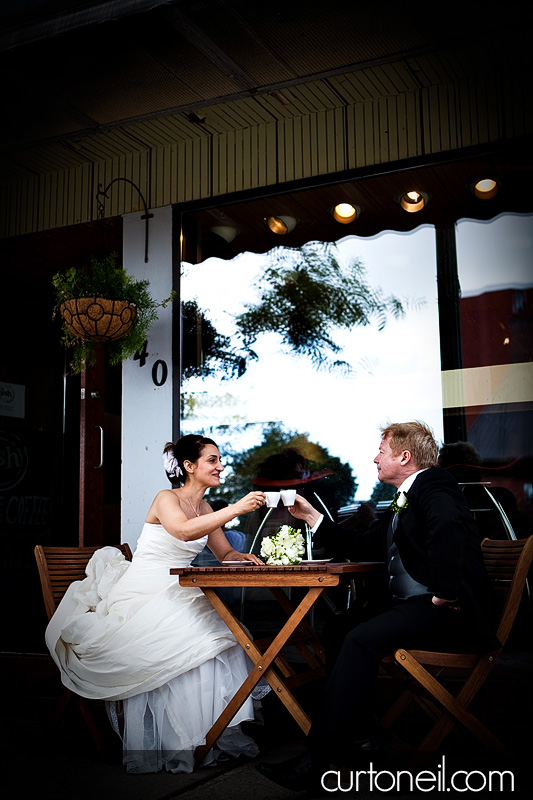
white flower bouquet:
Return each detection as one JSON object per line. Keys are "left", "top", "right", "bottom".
{"left": 260, "top": 525, "right": 306, "bottom": 565}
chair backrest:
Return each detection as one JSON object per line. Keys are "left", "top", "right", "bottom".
{"left": 35, "top": 544, "right": 133, "bottom": 621}
{"left": 481, "top": 536, "right": 533, "bottom": 648}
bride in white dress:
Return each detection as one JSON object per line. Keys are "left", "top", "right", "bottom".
{"left": 45, "top": 434, "right": 267, "bottom": 774}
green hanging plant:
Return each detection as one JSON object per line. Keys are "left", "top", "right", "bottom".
{"left": 52, "top": 252, "right": 175, "bottom": 373}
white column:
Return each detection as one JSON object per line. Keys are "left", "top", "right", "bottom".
{"left": 121, "top": 206, "right": 175, "bottom": 551}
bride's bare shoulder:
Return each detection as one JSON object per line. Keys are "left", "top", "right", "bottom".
{"left": 154, "top": 488, "right": 181, "bottom": 506}
{"left": 145, "top": 489, "right": 181, "bottom": 520}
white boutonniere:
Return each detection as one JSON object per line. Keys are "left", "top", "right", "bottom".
{"left": 390, "top": 491, "right": 409, "bottom": 514}
{"left": 260, "top": 525, "right": 306, "bottom": 565}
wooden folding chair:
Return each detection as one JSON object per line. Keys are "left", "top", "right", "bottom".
{"left": 34, "top": 544, "right": 133, "bottom": 750}
{"left": 379, "top": 536, "right": 533, "bottom": 765}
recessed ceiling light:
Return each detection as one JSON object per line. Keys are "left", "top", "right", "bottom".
{"left": 332, "top": 203, "right": 359, "bottom": 224}
{"left": 210, "top": 225, "right": 239, "bottom": 243}
{"left": 473, "top": 178, "right": 499, "bottom": 200}
{"left": 265, "top": 215, "right": 298, "bottom": 234}
{"left": 399, "top": 190, "right": 428, "bottom": 213}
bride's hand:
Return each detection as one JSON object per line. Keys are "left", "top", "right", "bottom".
{"left": 233, "top": 491, "right": 266, "bottom": 516}
{"left": 233, "top": 552, "right": 264, "bottom": 565}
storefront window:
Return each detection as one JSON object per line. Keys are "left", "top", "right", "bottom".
{"left": 448, "top": 213, "right": 533, "bottom": 535}
{"left": 180, "top": 225, "right": 442, "bottom": 522}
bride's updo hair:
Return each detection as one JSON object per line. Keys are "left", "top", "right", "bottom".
{"left": 163, "top": 434, "right": 218, "bottom": 486}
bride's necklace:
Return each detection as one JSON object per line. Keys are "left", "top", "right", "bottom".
{"left": 184, "top": 494, "right": 201, "bottom": 517}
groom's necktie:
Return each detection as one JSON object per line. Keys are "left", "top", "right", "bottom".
{"left": 387, "top": 492, "right": 431, "bottom": 600}
{"left": 386, "top": 494, "right": 399, "bottom": 575}
{"left": 388, "top": 493, "right": 400, "bottom": 545}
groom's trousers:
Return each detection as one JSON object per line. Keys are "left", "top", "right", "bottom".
{"left": 309, "top": 594, "right": 475, "bottom": 766}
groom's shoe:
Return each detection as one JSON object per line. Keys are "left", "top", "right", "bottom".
{"left": 354, "top": 734, "right": 383, "bottom": 755}
{"left": 332, "top": 733, "right": 387, "bottom": 777}
{"left": 255, "top": 750, "right": 323, "bottom": 793}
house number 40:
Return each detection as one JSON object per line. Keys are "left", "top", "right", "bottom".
{"left": 134, "top": 341, "right": 168, "bottom": 387}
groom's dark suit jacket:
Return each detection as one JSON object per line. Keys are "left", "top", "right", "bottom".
{"left": 314, "top": 467, "right": 499, "bottom": 650}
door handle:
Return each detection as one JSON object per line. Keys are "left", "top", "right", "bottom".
{"left": 94, "top": 425, "right": 104, "bottom": 469}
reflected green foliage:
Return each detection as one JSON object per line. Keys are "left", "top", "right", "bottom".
{"left": 370, "top": 481, "right": 397, "bottom": 503}
{"left": 180, "top": 391, "right": 245, "bottom": 423}
{"left": 235, "top": 242, "right": 405, "bottom": 372}
{"left": 182, "top": 242, "right": 407, "bottom": 379}
{"left": 180, "top": 300, "right": 248, "bottom": 379}
{"left": 212, "top": 423, "right": 357, "bottom": 514}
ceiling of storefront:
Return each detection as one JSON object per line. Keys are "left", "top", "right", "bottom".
{"left": 184, "top": 144, "right": 533, "bottom": 262}
{"left": 3, "top": 1, "right": 526, "bottom": 163}
{"left": 1, "top": 1, "right": 532, "bottom": 266}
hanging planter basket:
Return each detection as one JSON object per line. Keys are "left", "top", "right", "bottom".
{"left": 59, "top": 296, "right": 137, "bottom": 342}
{"left": 53, "top": 253, "right": 175, "bottom": 373}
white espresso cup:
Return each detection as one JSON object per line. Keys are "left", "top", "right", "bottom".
{"left": 280, "top": 489, "right": 296, "bottom": 506}
{"left": 265, "top": 491, "right": 281, "bottom": 507}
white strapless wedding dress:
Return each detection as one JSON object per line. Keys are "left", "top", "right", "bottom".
{"left": 45, "top": 523, "right": 262, "bottom": 773}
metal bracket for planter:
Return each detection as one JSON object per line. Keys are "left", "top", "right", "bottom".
{"left": 96, "top": 177, "right": 153, "bottom": 263}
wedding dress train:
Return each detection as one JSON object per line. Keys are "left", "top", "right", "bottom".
{"left": 46, "top": 523, "right": 261, "bottom": 773}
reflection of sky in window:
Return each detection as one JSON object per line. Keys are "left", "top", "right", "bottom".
{"left": 181, "top": 213, "right": 531, "bottom": 503}
{"left": 456, "top": 213, "right": 533, "bottom": 295}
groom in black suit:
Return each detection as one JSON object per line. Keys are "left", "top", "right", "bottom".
{"left": 257, "top": 421, "right": 498, "bottom": 791}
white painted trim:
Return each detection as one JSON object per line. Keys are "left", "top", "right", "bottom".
{"left": 121, "top": 206, "right": 174, "bottom": 551}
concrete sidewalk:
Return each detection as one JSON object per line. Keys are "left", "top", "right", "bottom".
{"left": 4, "top": 649, "right": 533, "bottom": 800}
{"left": 5, "top": 684, "right": 309, "bottom": 800}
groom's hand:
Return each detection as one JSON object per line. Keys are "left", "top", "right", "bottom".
{"left": 432, "top": 596, "right": 461, "bottom": 611}
{"left": 288, "top": 494, "right": 321, "bottom": 528}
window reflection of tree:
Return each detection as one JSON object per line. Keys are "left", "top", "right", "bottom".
{"left": 181, "top": 242, "right": 415, "bottom": 535}
{"left": 180, "top": 299, "right": 246, "bottom": 379}
{"left": 236, "top": 242, "right": 406, "bottom": 373}
{"left": 181, "top": 242, "right": 408, "bottom": 379}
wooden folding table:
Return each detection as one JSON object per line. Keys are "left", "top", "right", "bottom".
{"left": 170, "top": 561, "right": 382, "bottom": 765}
